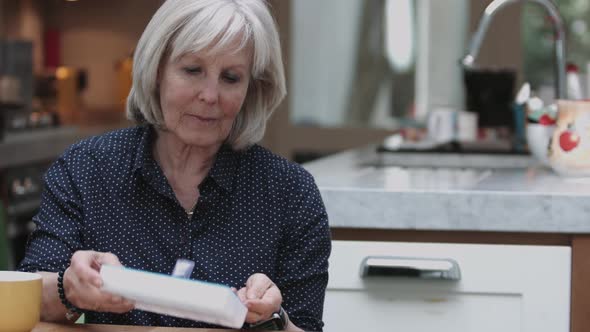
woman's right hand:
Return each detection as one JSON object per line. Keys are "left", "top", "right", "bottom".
{"left": 63, "top": 250, "right": 135, "bottom": 313}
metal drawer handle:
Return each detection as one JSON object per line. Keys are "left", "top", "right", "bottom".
{"left": 360, "top": 256, "right": 461, "bottom": 281}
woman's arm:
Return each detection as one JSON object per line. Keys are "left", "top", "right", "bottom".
{"left": 19, "top": 146, "right": 133, "bottom": 321}
{"left": 284, "top": 312, "right": 304, "bottom": 332}
{"left": 236, "top": 273, "right": 304, "bottom": 331}
{"left": 273, "top": 168, "right": 332, "bottom": 331}
{"left": 38, "top": 272, "right": 76, "bottom": 323}
{"left": 37, "top": 251, "right": 135, "bottom": 323}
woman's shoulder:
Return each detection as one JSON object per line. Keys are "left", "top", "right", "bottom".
{"left": 242, "top": 145, "right": 315, "bottom": 183}
{"left": 63, "top": 126, "right": 146, "bottom": 161}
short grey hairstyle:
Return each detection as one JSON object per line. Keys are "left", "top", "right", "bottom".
{"left": 127, "top": 0, "right": 286, "bottom": 150}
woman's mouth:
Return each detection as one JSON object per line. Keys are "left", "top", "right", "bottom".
{"left": 186, "top": 114, "right": 217, "bottom": 124}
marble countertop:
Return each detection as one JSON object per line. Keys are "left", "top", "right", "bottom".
{"left": 304, "top": 146, "right": 590, "bottom": 234}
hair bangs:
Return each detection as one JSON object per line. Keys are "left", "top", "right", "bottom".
{"left": 251, "top": 27, "right": 271, "bottom": 78}
{"left": 245, "top": 12, "right": 271, "bottom": 79}
{"left": 171, "top": 5, "right": 252, "bottom": 62}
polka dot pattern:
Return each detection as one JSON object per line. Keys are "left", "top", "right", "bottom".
{"left": 18, "top": 125, "right": 331, "bottom": 331}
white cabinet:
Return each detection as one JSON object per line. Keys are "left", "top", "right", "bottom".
{"left": 324, "top": 240, "right": 571, "bottom": 332}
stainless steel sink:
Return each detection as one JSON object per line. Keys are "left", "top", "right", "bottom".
{"left": 304, "top": 146, "right": 538, "bottom": 191}
{"left": 370, "top": 151, "right": 536, "bottom": 170}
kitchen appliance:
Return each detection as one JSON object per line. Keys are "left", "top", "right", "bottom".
{"left": 464, "top": 68, "right": 516, "bottom": 129}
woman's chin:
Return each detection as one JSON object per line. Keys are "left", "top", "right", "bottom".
{"left": 177, "top": 132, "right": 224, "bottom": 149}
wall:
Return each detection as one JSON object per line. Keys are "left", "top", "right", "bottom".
{"left": 290, "top": 0, "right": 361, "bottom": 127}
{"left": 0, "top": 0, "right": 21, "bottom": 38}
{"left": 45, "top": 0, "right": 163, "bottom": 111}
{"left": 469, "top": 0, "right": 523, "bottom": 78}
{"left": 416, "top": 0, "right": 469, "bottom": 119}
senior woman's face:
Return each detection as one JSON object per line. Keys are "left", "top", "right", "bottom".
{"left": 159, "top": 45, "right": 252, "bottom": 148}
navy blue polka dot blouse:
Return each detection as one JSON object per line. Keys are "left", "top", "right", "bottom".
{"left": 19, "top": 125, "right": 331, "bottom": 331}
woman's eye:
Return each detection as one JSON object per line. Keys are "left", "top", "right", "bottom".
{"left": 184, "top": 67, "right": 202, "bottom": 74}
{"left": 222, "top": 73, "right": 240, "bottom": 84}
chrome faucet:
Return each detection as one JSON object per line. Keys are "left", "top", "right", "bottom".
{"left": 462, "top": 0, "right": 567, "bottom": 99}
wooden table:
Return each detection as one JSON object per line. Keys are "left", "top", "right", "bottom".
{"left": 32, "top": 322, "right": 236, "bottom": 332}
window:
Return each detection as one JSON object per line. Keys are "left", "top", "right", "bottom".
{"left": 523, "top": 0, "right": 590, "bottom": 94}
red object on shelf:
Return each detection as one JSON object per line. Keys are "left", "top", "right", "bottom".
{"left": 539, "top": 114, "right": 556, "bottom": 126}
{"left": 44, "top": 28, "right": 61, "bottom": 69}
{"left": 567, "top": 63, "right": 579, "bottom": 73}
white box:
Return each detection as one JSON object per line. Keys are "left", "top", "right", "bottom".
{"left": 100, "top": 265, "right": 247, "bottom": 328}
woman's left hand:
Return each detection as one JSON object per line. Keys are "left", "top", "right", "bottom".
{"left": 236, "top": 273, "right": 282, "bottom": 323}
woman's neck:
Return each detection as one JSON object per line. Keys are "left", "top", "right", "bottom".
{"left": 153, "top": 129, "right": 219, "bottom": 180}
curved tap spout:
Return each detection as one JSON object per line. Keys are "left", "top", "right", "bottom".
{"left": 462, "top": 0, "right": 567, "bottom": 99}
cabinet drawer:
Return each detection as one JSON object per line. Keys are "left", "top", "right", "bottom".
{"left": 325, "top": 240, "right": 570, "bottom": 332}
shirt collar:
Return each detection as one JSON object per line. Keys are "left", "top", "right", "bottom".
{"left": 133, "top": 125, "right": 239, "bottom": 193}
{"left": 207, "top": 144, "right": 240, "bottom": 193}
{"left": 133, "top": 125, "right": 156, "bottom": 176}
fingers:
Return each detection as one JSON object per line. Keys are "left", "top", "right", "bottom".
{"left": 246, "top": 273, "right": 274, "bottom": 300}
{"left": 247, "top": 286, "right": 282, "bottom": 314}
{"left": 96, "top": 252, "right": 123, "bottom": 267}
{"left": 93, "top": 294, "right": 135, "bottom": 313}
{"left": 237, "top": 287, "right": 248, "bottom": 303}
{"left": 236, "top": 287, "right": 262, "bottom": 322}
{"left": 240, "top": 273, "right": 283, "bottom": 324}
{"left": 69, "top": 251, "right": 102, "bottom": 287}
{"left": 244, "top": 287, "right": 282, "bottom": 323}
{"left": 245, "top": 306, "right": 265, "bottom": 323}
{"left": 64, "top": 250, "right": 134, "bottom": 313}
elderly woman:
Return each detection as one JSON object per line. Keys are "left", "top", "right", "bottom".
{"left": 18, "top": 0, "right": 331, "bottom": 331}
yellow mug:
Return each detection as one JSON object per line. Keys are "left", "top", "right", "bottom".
{"left": 0, "top": 271, "right": 42, "bottom": 332}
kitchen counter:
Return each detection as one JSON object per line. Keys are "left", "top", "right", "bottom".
{"left": 304, "top": 146, "right": 590, "bottom": 234}
{"left": 0, "top": 121, "right": 132, "bottom": 169}
{"left": 305, "top": 145, "right": 590, "bottom": 332}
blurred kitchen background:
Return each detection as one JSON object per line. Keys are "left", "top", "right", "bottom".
{"left": 3, "top": 1, "right": 590, "bottom": 331}
{"left": 0, "top": 0, "right": 589, "bottom": 285}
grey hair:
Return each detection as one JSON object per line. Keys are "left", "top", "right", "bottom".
{"left": 127, "top": 0, "right": 286, "bottom": 150}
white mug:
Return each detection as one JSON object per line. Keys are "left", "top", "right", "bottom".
{"left": 456, "top": 111, "right": 478, "bottom": 142}
{"left": 427, "top": 108, "right": 478, "bottom": 143}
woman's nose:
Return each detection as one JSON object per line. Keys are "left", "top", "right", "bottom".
{"left": 197, "top": 80, "right": 219, "bottom": 105}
